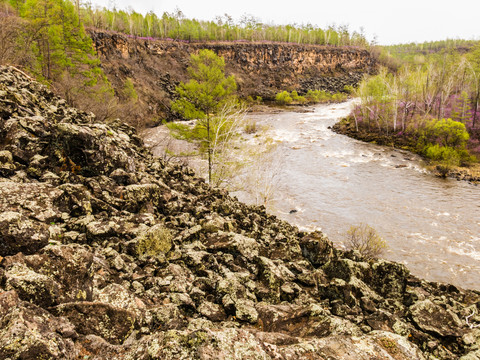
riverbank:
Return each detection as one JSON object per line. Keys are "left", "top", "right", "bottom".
{"left": 332, "top": 117, "right": 480, "bottom": 184}
{"left": 248, "top": 103, "right": 315, "bottom": 114}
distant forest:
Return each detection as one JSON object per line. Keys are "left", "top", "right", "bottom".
{"left": 77, "top": 5, "right": 369, "bottom": 46}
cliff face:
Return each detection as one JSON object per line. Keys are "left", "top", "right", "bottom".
{"left": 89, "top": 30, "right": 376, "bottom": 122}
{"left": 1, "top": 66, "right": 480, "bottom": 360}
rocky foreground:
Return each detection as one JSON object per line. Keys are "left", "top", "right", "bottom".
{"left": 1, "top": 65, "right": 480, "bottom": 359}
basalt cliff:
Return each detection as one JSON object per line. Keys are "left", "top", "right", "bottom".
{"left": 1, "top": 66, "right": 480, "bottom": 359}
{"left": 89, "top": 30, "right": 376, "bottom": 122}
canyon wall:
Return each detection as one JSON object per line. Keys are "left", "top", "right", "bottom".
{"left": 89, "top": 30, "right": 376, "bottom": 123}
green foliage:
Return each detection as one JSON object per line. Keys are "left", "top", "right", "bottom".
{"left": 171, "top": 50, "right": 238, "bottom": 183}
{"left": 451, "top": 91, "right": 471, "bottom": 123}
{"left": 79, "top": 5, "right": 368, "bottom": 46}
{"left": 15, "top": 0, "right": 102, "bottom": 82}
{"left": 172, "top": 49, "right": 237, "bottom": 120}
{"left": 386, "top": 39, "right": 480, "bottom": 64}
{"left": 424, "top": 144, "right": 460, "bottom": 166}
{"left": 3, "top": 0, "right": 116, "bottom": 121}
{"left": 275, "top": 89, "right": 347, "bottom": 105}
{"left": 246, "top": 95, "right": 263, "bottom": 105}
{"left": 122, "top": 77, "right": 138, "bottom": 101}
{"left": 344, "top": 224, "right": 387, "bottom": 259}
{"left": 424, "top": 118, "right": 469, "bottom": 149}
{"left": 332, "top": 93, "right": 347, "bottom": 102}
{"left": 306, "top": 89, "right": 327, "bottom": 102}
{"left": 305, "top": 89, "right": 348, "bottom": 103}
{"left": 275, "top": 91, "right": 293, "bottom": 105}
{"left": 343, "top": 85, "right": 355, "bottom": 94}
{"left": 167, "top": 121, "right": 206, "bottom": 143}
{"left": 290, "top": 90, "right": 306, "bottom": 103}
{"left": 364, "top": 71, "right": 390, "bottom": 99}
{"left": 418, "top": 119, "right": 475, "bottom": 170}
{"left": 136, "top": 225, "right": 173, "bottom": 258}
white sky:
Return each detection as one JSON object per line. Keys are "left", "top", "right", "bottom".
{"left": 89, "top": 0, "right": 480, "bottom": 45}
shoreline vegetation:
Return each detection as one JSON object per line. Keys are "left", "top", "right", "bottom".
{"left": 329, "top": 46, "right": 480, "bottom": 184}
{"left": 246, "top": 89, "right": 352, "bottom": 114}
{"left": 332, "top": 117, "right": 480, "bottom": 183}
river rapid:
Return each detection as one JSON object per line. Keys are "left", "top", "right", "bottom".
{"left": 237, "top": 100, "right": 480, "bottom": 291}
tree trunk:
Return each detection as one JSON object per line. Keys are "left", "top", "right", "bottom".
{"left": 207, "top": 114, "right": 212, "bottom": 184}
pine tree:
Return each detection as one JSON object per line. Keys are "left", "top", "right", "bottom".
{"left": 171, "top": 49, "right": 237, "bottom": 183}
{"left": 16, "top": 0, "right": 101, "bottom": 83}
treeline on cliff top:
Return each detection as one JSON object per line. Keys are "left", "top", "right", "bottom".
{"left": 78, "top": 5, "right": 369, "bottom": 47}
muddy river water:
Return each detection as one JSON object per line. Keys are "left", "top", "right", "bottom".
{"left": 236, "top": 101, "right": 480, "bottom": 290}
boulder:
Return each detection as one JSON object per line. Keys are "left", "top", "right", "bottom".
{"left": 410, "top": 299, "right": 464, "bottom": 337}
{"left": 52, "top": 301, "right": 136, "bottom": 345}
{"left": 0, "top": 291, "right": 77, "bottom": 360}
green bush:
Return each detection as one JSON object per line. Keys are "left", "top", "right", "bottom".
{"left": 344, "top": 224, "right": 387, "bottom": 259}
{"left": 306, "top": 89, "right": 328, "bottom": 103}
{"left": 123, "top": 78, "right": 138, "bottom": 101}
{"left": 275, "top": 91, "right": 293, "bottom": 105}
{"left": 332, "top": 93, "right": 347, "bottom": 102}
{"left": 424, "top": 144, "right": 460, "bottom": 164}
{"left": 136, "top": 224, "right": 173, "bottom": 258}
{"left": 343, "top": 85, "right": 355, "bottom": 94}
{"left": 423, "top": 118, "right": 469, "bottom": 149}
{"left": 290, "top": 90, "right": 306, "bottom": 103}
{"left": 276, "top": 89, "right": 347, "bottom": 105}
{"left": 418, "top": 118, "right": 474, "bottom": 169}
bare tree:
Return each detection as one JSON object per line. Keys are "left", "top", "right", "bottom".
{"left": 344, "top": 223, "right": 387, "bottom": 259}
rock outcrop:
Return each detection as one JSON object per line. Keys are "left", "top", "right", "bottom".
{"left": 1, "top": 65, "right": 480, "bottom": 359}
{"left": 89, "top": 30, "right": 376, "bottom": 122}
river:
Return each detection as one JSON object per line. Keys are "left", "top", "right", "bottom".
{"left": 235, "top": 101, "right": 480, "bottom": 291}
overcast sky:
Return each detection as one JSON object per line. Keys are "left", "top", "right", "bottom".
{"left": 89, "top": 0, "right": 480, "bottom": 45}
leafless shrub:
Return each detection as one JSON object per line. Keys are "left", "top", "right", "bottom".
{"left": 344, "top": 223, "right": 387, "bottom": 259}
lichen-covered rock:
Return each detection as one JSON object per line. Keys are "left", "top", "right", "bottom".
{"left": 1, "top": 244, "right": 95, "bottom": 305}
{"left": 0, "top": 291, "right": 77, "bottom": 360}
{"left": 0, "top": 150, "right": 15, "bottom": 176}
{"left": 410, "top": 299, "right": 464, "bottom": 337}
{"left": 299, "top": 231, "right": 337, "bottom": 267}
{"left": 0, "top": 181, "right": 65, "bottom": 255}
{"left": 4, "top": 262, "right": 62, "bottom": 307}
{"left": 52, "top": 301, "right": 136, "bottom": 345}
{"left": 1, "top": 65, "right": 480, "bottom": 359}
{"left": 197, "top": 301, "right": 227, "bottom": 322}
{"left": 0, "top": 210, "right": 50, "bottom": 256}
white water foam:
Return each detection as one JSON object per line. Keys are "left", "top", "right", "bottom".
{"left": 447, "top": 243, "right": 480, "bottom": 261}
